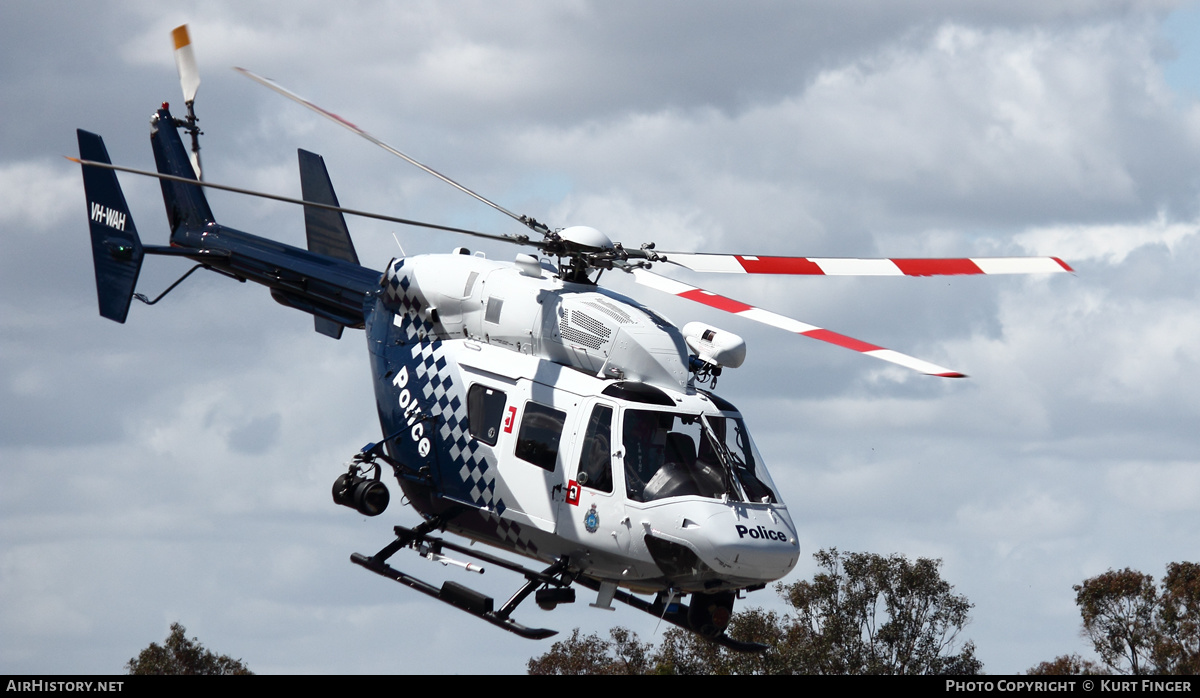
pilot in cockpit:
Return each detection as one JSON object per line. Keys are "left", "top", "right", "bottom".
{"left": 622, "top": 411, "right": 667, "bottom": 502}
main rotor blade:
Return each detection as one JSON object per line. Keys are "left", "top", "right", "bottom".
{"left": 67, "top": 157, "right": 530, "bottom": 247}
{"left": 234, "top": 67, "right": 550, "bottom": 236}
{"left": 660, "top": 252, "right": 1073, "bottom": 276}
{"left": 630, "top": 268, "right": 966, "bottom": 378}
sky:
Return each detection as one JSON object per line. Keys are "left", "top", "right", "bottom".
{"left": 3, "top": 0, "right": 1200, "bottom": 675}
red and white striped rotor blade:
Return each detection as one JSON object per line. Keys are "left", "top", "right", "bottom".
{"left": 630, "top": 269, "right": 966, "bottom": 378}
{"left": 661, "top": 253, "right": 1073, "bottom": 276}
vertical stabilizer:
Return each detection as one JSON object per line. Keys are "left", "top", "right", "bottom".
{"left": 149, "top": 106, "right": 214, "bottom": 235}
{"left": 299, "top": 149, "right": 359, "bottom": 338}
{"left": 78, "top": 129, "right": 144, "bottom": 323}
{"left": 299, "top": 149, "right": 359, "bottom": 263}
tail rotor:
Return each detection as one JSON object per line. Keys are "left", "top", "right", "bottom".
{"left": 171, "top": 24, "right": 203, "bottom": 179}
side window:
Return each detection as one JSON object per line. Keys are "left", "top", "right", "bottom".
{"left": 468, "top": 384, "right": 507, "bottom": 446}
{"left": 515, "top": 402, "right": 566, "bottom": 471}
{"left": 576, "top": 404, "right": 613, "bottom": 493}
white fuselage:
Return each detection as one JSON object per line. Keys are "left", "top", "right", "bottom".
{"left": 373, "top": 253, "right": 799, "bottom": 592}
{"left": 392, "top": 253, "right": 692, "bottom": 388}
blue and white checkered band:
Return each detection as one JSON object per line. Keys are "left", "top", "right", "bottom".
{"left": 382, "top": 262, "right": 538, "bottom": 556}
{"left": 383, "top": 259, "right": 435, "bottom": 342}
{"left": 406, "top": 337, "right": 539, "bottom": 555}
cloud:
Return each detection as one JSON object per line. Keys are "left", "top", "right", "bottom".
{"left": 7, "top": 1, "right": 1200, "bottom": 676}
{"left": 957, "top": 491, "right": 1087, "bottom": 542}
{"left": 1106, "top": 460, "right": 1200, "bottom": 511}
{"left": 0, "top": 160, "right": 81, "bottom": 230}
{"left": 1017, "top": 214, "right": 1200, "bottom": 264}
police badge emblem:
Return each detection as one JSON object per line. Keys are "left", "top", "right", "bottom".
{"left": 583, "top": 504, "right": 599, "bottom": 533}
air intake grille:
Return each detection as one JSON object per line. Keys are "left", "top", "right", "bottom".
{"left": 584, "top": 299, "right": 634, "bottom": 325}
{"left": 561, "top": 309, "right": 606, "bottom": 350}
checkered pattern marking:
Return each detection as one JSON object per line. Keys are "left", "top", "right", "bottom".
{"left": 384, "top": 258, "right": 538, "bottom": 555}
{"left": 384, "top": 259, "right": 434, "bottom": 342}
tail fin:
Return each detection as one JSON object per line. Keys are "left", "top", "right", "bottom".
{"left": 299, "top": 149, "right": 358, "bottom": 263}
{"left": 78, "top": 130, "right": 144, "bottom": 323}
{"left": 149, "top": 106, "right": 214, "bottom": 234}
{"left": 299, "top": 149, "right": 359, "bottom": 339}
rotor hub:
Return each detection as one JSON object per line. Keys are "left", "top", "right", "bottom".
{"left": 557, "top": 225, "right": 613, "bottom": 251}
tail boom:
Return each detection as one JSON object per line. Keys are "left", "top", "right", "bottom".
{"left": 78, "top": 106, "right": 382, "bottom": 330}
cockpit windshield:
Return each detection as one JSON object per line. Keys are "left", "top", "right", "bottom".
{"left": 621, "top": 408, "right": 779, "bottom": 504}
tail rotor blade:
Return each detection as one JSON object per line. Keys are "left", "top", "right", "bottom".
{"left": 630, "top": 268, "right": 966, "bottom": 378}
{"left": 172, "top": 25, "right": 200, "bottom": 104}
{"left": 171, "top": 25, "right": 203, "bottom": 179}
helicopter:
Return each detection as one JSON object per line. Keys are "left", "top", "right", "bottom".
{"left": 74, "top": 26, "right": 1072, "bottom": 651}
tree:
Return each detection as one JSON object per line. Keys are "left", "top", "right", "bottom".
{"left": 1025, "top": 654, "right": 1110, "bottom": 675}
{"left": 527, "top": 627, "right": 653, "bottom": 675}
{"left": 1074, "top": 568, "right": 1158, "bottom": 675}
{"left": 1029, "top": 561, "right": 1199, "bottom": 675}
{"left": 782, "top": 549, "right": 981, "bottom": 675}
{"left": 528, "top": 548, "right": 982, "bottom": 675}
{"left": 652, "top": 607, "right": 800, "bottom": 675}
{"left": 126, "top": 622, "right": 253, "bottom": 675}
{"left": 1152, "top": 562, "right": 1200, "bottom": 675}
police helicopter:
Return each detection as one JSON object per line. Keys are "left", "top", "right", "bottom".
{"left": 74, "top": 26, "right": 1072, "bottom": 651}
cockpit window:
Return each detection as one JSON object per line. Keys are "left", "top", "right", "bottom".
{"left": 576, "top": 404, "right": 613, "bottom": 493}
{"left": 621, "top": 409, "right": 778, "bottom": 504}
{"left": 702, "top": 415, "right": 778, "bottom": 504}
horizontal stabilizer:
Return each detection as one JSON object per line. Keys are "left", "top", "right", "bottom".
{"left": 314, "top": 317, "right": 344, "bottom": 339}
{"left": 77, "top": 130, "right": 144, "bottom": 323}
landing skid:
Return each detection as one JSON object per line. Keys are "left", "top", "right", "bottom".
{"left": 352, "top": 524, "right": 570, "bottom": 640}
{"left": 351, "top": 524, "right": 766, "bottom": 652}
{"left": 574, "top": 577, "right": 767, "bottom": 653}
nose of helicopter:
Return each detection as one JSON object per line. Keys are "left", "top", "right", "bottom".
{"left": 655, "top": 504, "right": 800, "bottom": 585}
{"left": 706, "top": 506, "right": 800, "bottom": 582}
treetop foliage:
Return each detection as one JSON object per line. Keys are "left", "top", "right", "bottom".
{"left": 527, "top": 627, "right": 654, "bottom": 675}
{"left": 1025, "top": 653, "right": 1110, "bottom": 676}
{"left": 1028, "top": 560, "right": 1198, "bottom": 675}
{"left": 529, "top": 548, "right": 981, "bottom": 675}
{"left": 125, "top": 622, "right": 253, "bottom": 675}
{"left": 1155, "top": 562, "right": 1200, "bottom": 675}
{"left": 783, "top": 548, "right": 980, "bottom": 675}
{"left": 1074, "top": 568, "right": 1159, "bottom": 675}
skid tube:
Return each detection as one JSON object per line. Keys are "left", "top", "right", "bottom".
{"left": 353, "top": 525, "right": 767, "bottom": 651}
{"left": 351, "top": 525, "right": 574, "bottom": 640}
{"left": 572, "top": 577, "right": 767, "bottom": 653}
